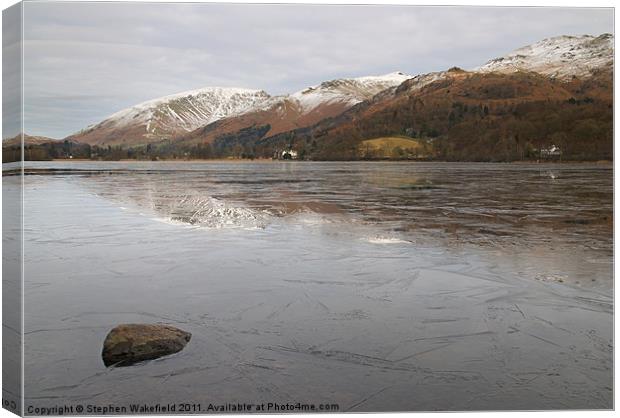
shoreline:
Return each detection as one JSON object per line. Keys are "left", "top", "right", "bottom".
{"left": 30, "top": 158, "right": 614, "bottom": 165}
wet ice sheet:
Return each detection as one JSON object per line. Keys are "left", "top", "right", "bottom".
{"left": 24, "top": 161, "right": 613, "bottom": 291}
{"left": 19, "top": 162, "right": 613, "bottom": 411}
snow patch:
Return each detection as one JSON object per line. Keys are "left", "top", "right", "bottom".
{"left": 476, "top": 33, "right": 613, "bottom": 79}
{"left": 246, "top": 72, "right": 412, "bottom": 115}
{"left": 290, "top": 72, "right": 412, "bottom": 112}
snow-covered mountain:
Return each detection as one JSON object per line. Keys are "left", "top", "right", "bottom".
{"left": 477, "top": 33, "right": 613, "bottom": 79}
{"left": 68, "top": 87, "right": 270, "bottom": 146}
{"left": 69, "top": 73, "right": 411, "bottom": 147}
{"left": 252, "top": 35, "right": 613, "bottom": 161}
{"left": 68, "top": 34, "right": 613, "bottom": 148}
{"left": 285, "top": 71, "right": 412, "bottom": 112}
{"left": 240, "top": 72, "right": 412, "bottom": 118}
{"left": 180, "top": 72, "right": 413, "bottom": 144}
{"left": 392, "top": 34, "right": 613, "bottom": 99}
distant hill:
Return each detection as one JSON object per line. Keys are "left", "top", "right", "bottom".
{"left": 3, "top": 133, "right": 58, "bottom": 147}
{"left": 2, "top": 134, "right": 89, "bottom": 163}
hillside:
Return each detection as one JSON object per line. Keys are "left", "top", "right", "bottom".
{"left": 176, "top": 72, "right": 412, "bottom": 147}
{"left": 66, "top": 87, "right": 270, "bottom": 146}
{"left": 255, "top": 67, "right": 612, "bottom": 161}
{"left": 203, "top": 34, "right": 614, "bottom": 161}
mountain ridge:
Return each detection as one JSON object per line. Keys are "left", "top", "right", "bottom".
{"left": 67, "top": 87, "right": 271, "bottom": 146}
{"left": 476, "top": 33, "right": 613, "bottom": 79}
{"left": 68, "top": 72, "right": 412, "bottom": 148}
{"left": 176, "top": 32, "right": 613, "bottom": 154}
{"left": 25, "top": 33, "right": 613, "bottom": 162}
{"left": 255, "top": 64, "right": 612, "bottom": 161}
{"left": 176, "top": 72, "right": 413, "bottom": 146}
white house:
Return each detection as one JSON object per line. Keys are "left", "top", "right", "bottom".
{"left": 281, "top": 149, "right": 298, "bottom": 160}
{"left": 540, "top": 144, "right": 562, "bottom": 158}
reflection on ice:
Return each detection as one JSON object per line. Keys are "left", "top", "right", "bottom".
{"left": 168, "top": 194, "right": 268, "bottom": 229}
{"left": 364, "top": 236, "right": 412, "bottom": 244}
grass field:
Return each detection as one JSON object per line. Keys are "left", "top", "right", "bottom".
{"left": 359, "top": 136, "right": 430, "bottom": 159}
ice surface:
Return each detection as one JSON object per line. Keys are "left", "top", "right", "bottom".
{"left": 19, "top": 161, "right": 612, "bottom": 411}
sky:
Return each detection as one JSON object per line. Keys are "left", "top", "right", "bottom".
{"left": 6, "top": 2, "right": 615, "bottom": 138}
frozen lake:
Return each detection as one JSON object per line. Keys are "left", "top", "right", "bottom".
{"left": 12, "top": 161, "right": 613, "bottom": 411}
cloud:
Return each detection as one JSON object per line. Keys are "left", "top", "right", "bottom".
{"left": 16, "top": 2, "right": 613, "bottom": 138}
